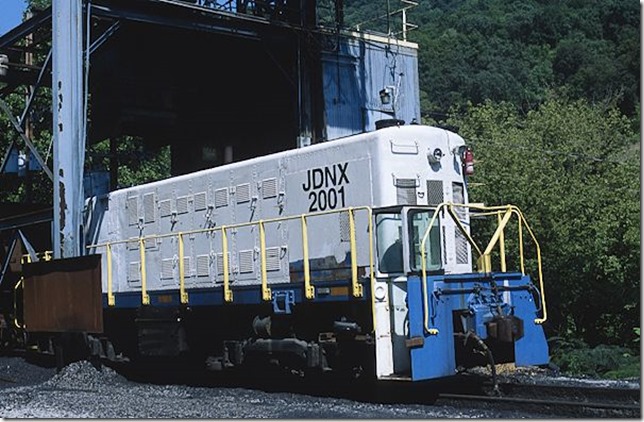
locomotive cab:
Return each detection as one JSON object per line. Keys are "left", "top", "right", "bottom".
{"left": 372, "top": 204, "right": 549, "bottom": 381}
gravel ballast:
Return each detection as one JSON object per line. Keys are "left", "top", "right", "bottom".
{"left": 0, "top": 357, "right": 638, "bottom": 418}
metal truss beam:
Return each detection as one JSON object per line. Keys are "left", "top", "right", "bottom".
{"left": 0, "top": 7, "right": 52, "bottom": 50}
{"left": 0, "top": 97, "right": 53, "bottom": 180}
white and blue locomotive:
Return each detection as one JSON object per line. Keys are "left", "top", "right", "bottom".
{"left": 84, "top": 123, "right": 549, "bottom": 381}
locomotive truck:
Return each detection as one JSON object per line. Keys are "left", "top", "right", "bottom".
{"left": 4, "top": 122, "right": 549, "bottom": 382}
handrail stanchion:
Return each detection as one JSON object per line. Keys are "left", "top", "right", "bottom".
{"left": 138, "top": 237, "right": 150, "bottom": 305}
{"left": 512, "top": 207, "right": 547, "bottom": 324}
{"left": 420, "top": 204, "right": 444, "bottom": 335}
{"left": 348, "top": 207, "right": 363, "bottom": 298}
{"left": 13, "top": 278, "right": 24, "bottom": 329}
{"left": 515, "top": 210, "right": 525, "bottom": 275}
{"left": 367, "top": 208, "right": 377, "bottom": 332}
{"left": 259, "top": 221, "right": 272, "bottom": 301}
{"left": 498, "top": 212, "right": 507, "bottom": 272}
{"left": 106, "top": 243, "right": 115, "bottom": 306}
{"left": 481, "top": 208, "right": 513, "bottom": 272}
{"left": 301, "top": 215, "right": 314, "bottom": 299}
{"left": 178, "top": 232, "right": 189, "bottom": 304}
{"left": 221, "top": 226, "right": 233, "bottom": 302}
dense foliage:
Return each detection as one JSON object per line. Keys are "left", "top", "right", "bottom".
{"left": 447, "top": 97, "right": 640, "bottom": 348}
{"left": 341, "top": 0, "right": 640, "bottom": 354}
{"left": 340, "top": 0, "right": 640, "bottom": 119}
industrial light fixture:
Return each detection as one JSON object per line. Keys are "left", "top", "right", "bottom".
{"left": 379, "top": 86, "right": 394, "bottom": 105}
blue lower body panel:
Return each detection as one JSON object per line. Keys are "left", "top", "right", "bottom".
{"left": 407, "top": 272, "right": 549, "bottom": 381}
{"left": 408, "top": 276, "right": 456, "bottom": 380}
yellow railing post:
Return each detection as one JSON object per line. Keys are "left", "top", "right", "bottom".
{"left": 366, "top": 208, "right": 379, "bottom": 334}
{"left": 221, "top": 226, "right": 233, "bottom": 302}
{"left": 515, "top": 210, "right": 525, "bottom": 275}
{"left": 511, "top": 207, "right": 547, "bottom": 324}
{"left": 106, "top": 243, "right": 115, "bottom": 306}
{"left": 13, "top": 278, "right": 24, "bottom": 329}
{"left": 420, "top": 204, "right": 445, "bottom": 335}
{"left": 348, "top": 207, "right": 363, "bottom": 298}
{"left": 178, "top": 232, "right": 189, "bottom": 304}
{"left": 480, "top": 208, "right": 513, "bottom": 272}
{"left": 258, "top": 221, "right": 272, "bottom": 301}
{"left": 139, "top": 238, "right": 150, "bottom": 305}
{"left": 301, "top": 215, "right": 314, "bottom": 299}
{"left": 498, "top": 212, "right": 507, "bottom": 272}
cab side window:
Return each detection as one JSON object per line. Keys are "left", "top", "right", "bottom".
{"left": 375, "top": 213, "right": 403, "bottom": 273}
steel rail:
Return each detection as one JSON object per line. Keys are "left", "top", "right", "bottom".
{"left": 437, "top": 392, "right": 641, "bottom": 411}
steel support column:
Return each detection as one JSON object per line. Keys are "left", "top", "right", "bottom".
{"left": 52, "top": 0, "right": 84, "bottom": 258}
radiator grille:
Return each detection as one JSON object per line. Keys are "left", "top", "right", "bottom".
{"left": 238, "top": 249, "right": 254, "bottom": 274}
{"left": 127, "top": 197, "right": 138, "bottom": 226}
{"left": 161, "top": 258, "right": 174, "bottom": 279}
{"left": 216, "top": 252, "right": 231, "bottom": 276}
{"left": 455, "top": 229, "right": 469, "bottom": 264}
{"left": 159, "top": 199, "right": 172, "bottom": 218}
{"left": 143, "top": 193, "right": 155, "bottom": 223}
{"left": 262, "top": 178, "right": 278, "bottom": 199}
{"left": 339, "top": 211, "right": 350, "bottom": 242}
{"left": 236, "top": 183, "right": 251, "bottom": 204}
{"left": 194, "top": 192, "right": 207, "bottom": 211}
{"left": 144, "top": 237, "right": 157, "bottom": 249}
{"left": 396, "top": 186, "right": 417, "bottom": 205}
{"left": 266, "top": 247, "right": 281, "bottom": 271}
{"left": 128, "top": 262, "right": 140, "bottom": 281}
{"left": 426, "top": 180, "right": 444, "bottom": 206}
{"left": 215, "top": 188, "right": 228, "bottom": 208}
{"left": 395, "top": 178, "right": 418, "bottom": 205}
{"left": 196, "top": 254, "right": 210, "bottom": 277}
{"left": 176, "top": 196, "right": 189, "bottom": 214}
{"left": 452, "top": 182, "right": 467, "bottom": 219}
{"left": 183, "top": 257, "right": 191, "bottom": 277}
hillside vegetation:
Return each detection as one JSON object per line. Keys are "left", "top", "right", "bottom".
{"left": 342, "top": 0, "right": 640, "bottom": 371}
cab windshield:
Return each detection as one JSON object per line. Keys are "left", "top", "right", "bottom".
{"left": 409, "top": 209, "right": 442, "bottom": 272}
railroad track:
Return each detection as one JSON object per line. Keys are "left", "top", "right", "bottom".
{"left": 117, "top": 362, "right": 641, "bottom": 416}
{"left": 5, "top": 352, "right": 641, "bottom": 418}
{"left": 435, "top": 383, "right": 641, "bottom": 418}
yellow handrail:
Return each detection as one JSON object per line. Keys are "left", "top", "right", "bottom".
{"left": 301, "top": 215, "right": 314, "bottom": 299}
{"left": 348, "top": 207, "right": 362, "bottom": 298}
{"left": 367, "top": 208, "right": 376, "bottom": 335}
{"left": 510, "top": 206, "right": 547, "bottom": 324}
{"left": 498, "top": 212, "right": 506, "bottom": 272}
{"left": 222, "top": 226, "right": 232, "bottom": 302}
{"left": 139, "top": 238, "right": 150, "bottom": 305}
{"left": 258, "top": 221, "right": 272, "bottom": 301}
{"left": 13, "top": 278, "right": 24, "bottom": 329}
{"left": 178, "top": 232, "right": 189, "bottom": 304}
{"left": 420, "top": 202, "right": 547, "bottom": 333}
{"left": 517, "top": 212, "right": 525, "bottom": 275}
{"left": 86, "top": 206, "right": 374, "bottom": 309}
{"left": 106, "top": 243, "right": 115, "bottom": 306}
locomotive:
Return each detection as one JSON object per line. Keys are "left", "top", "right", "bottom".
{"left": 2, "top": 122, "right": 549, "bottom": 382}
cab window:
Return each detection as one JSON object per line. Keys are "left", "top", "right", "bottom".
{"left": 375, "top": 213, "right": 403, "bottom": 273}
{"left": 409, "top": 209, "right": 442, "bottom": 272}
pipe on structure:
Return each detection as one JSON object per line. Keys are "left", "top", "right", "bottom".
{"left": 52, "top": 0, "right": 84, "bottom": 259}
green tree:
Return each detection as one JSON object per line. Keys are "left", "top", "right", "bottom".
{"left": 447, "top": 95, "right": 640, "bottom": 347}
